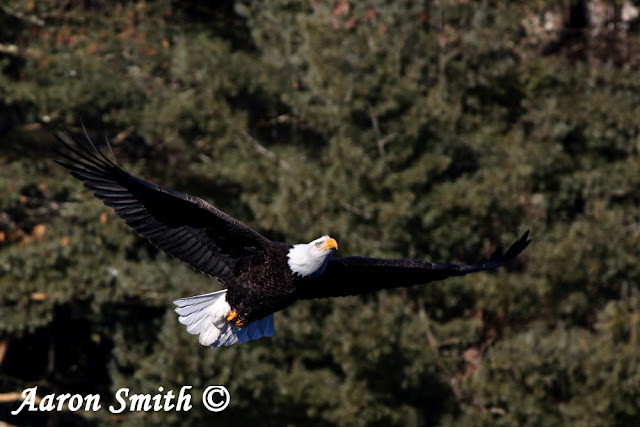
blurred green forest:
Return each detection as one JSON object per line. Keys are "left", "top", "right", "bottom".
{"left": 2, "top": 0, "right": 640, "bottom": 425}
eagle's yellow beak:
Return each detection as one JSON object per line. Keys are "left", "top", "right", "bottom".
{"left": 322, "top": 237, "right": 338, "bottom": 251}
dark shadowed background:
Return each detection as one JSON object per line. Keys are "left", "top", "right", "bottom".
{"left": 2, "top": 0, "right": 640, "bottom": 425}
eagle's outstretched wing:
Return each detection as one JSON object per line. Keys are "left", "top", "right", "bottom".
{"left": 55, "top": 129, "right": 271, "bottom": 284}
{"left": 295, "top": 230, "right": 530, "bottom": 299}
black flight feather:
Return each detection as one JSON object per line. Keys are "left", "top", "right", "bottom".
{"left": 295, "top": 230, "right": 530, "bottom": 299}
{"left": 54, "top": 129, "right": 271, "bottom": 285}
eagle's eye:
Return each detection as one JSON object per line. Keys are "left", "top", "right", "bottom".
{"left": 315, "top": 241, "right": 322, "bottom": 248}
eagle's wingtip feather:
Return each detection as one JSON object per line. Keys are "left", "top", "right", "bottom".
{"left": 507, "top": 229, "right": 532, "bottom": 259}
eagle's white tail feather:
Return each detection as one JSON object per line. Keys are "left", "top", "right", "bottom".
{"left": 173, "top": 290, "right": 274, "bottom": 347}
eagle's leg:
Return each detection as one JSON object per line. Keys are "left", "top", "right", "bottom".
{"left": 226, "top": 310, "right": 245, "bottom": 327}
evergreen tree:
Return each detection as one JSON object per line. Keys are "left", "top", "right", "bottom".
{"left": 2, "top": 0, "right": 640, "bottom": 425}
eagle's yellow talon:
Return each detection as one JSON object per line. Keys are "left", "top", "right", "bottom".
{"left": 226, "top": 310, "right": 244, "bottom": 326}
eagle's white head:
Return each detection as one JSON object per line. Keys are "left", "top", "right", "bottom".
{"left": 287, "top": 235, "right": 338, "bottom": 277}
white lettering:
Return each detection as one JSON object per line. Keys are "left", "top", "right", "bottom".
{"left": 109, "top": 386, "right": 192, "bottom": 412}
{"left": 163, "top": 389, "right": 175, "bottom": 411}
{"left": 56, "top": 393, "right": 70, "bottom": 411}
{"left": 11, "top": 386, "right": 38, "bottom": 415}
{"left": 152, "top": 387, "right": 164, "bottom": 411}
{"left": 12, "top": 385, "right": 199, "bottom": 414}
{"left": 129, "top": 393, "right": 152, "bottom": 412}
{"left": 109, "top": 388, "right": 128, "bottom": 414}
{"left": 85, "top": 394, "right": 102, "bottom": 411}
{"left": 67, "top": 395, "right": 82, "bottom": 411}
{"left": 39, "top": 394, "right": 56, "bottom": 411}
{"left": 176, "top": 386, "right": 192, "bottom": 411}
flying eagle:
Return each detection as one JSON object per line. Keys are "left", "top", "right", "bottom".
{"left": 55, "top": 129, "right": 530, "bottom": 347}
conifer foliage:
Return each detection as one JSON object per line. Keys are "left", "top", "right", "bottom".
{"left": 2, "top": 0, "right": 640, "bottom": 425}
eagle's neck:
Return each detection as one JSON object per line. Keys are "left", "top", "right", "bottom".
{"left": 287, "top": 244, "right": 333, "bottom": 277}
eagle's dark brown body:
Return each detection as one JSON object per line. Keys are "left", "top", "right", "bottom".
{"left": 225, "top": 242, "right": 298, "bottom": 322}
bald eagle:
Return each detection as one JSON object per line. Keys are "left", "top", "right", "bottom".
{"left": 55, "top": 129, "right": 530, "bottom": 347}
